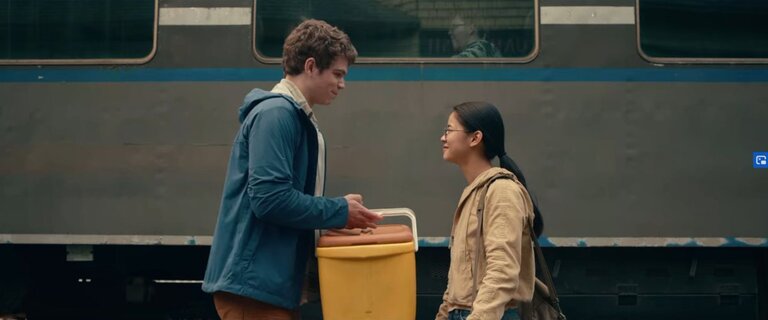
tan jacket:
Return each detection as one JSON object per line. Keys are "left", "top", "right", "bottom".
{"left": 436, "top": 167, "right": 536, "bottom": 320}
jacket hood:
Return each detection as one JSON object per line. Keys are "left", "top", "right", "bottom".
{"left": 238, "top": 89, "right": 295, "bottom": 123}
{"left": 456, "top": 167, "right": 515, "bottom": 207}
{"left": 466, "top": 167, "right": 514, "bottom": 192}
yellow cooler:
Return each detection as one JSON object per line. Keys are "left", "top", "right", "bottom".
{"left": 316, "top": 208, "right": 419, "bottom": 320}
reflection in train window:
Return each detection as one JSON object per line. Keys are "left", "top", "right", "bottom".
{"left": 638, "top": 0, "right": 768, "bottom": 61}
{"left": 254, "top": 0, "right": 537, "bottom": 61}
{"left": 0, "top": 0, "right": 156, "bottom": 63}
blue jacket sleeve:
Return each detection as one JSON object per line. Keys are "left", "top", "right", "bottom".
{"left": 245, "top": 105, "right": 348, "bottom": 229}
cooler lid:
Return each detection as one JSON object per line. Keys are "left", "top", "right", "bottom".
{"left": 317, "top": 224, "right": 413, "bottom": 247}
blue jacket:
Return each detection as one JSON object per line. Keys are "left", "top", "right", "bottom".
{"left": 202, "top": 89, "right": 348, "bottom": 309}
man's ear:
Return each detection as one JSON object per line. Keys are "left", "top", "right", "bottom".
{"left": 304, "top": 57, "right": 317, "bottom": 75}
{"left": 469, "top": 130, "right": 483, "bottom": 147}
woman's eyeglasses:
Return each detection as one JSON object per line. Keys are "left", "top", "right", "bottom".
{"left": 443, "top": 128, "right": 470, "bottom": 138}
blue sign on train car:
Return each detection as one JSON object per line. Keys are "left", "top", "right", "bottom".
{"left": 754, "top": 152, "right": 768, "bottom": 168}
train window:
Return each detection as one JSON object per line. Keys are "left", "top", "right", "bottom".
{"left": 0, "top": 0, "right": 157, "bottom": 64}
{"left": 637, "top": 0, "right": 768, "bottom": 63}
{"left": 254, "top": 0, "right": 538, "bottom": 63}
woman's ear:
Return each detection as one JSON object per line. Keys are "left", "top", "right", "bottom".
{"left": 469, "top": 130, "right": 483, "bottom": 147}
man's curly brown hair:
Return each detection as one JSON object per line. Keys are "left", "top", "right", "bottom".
{"left": 282, "top": 19, "right": 358, "bottom": 76}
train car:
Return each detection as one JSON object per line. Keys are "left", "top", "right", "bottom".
{"left": 1, "top": 0, "right": 767, "bottom": 318}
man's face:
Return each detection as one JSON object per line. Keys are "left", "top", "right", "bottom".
{"left": 309, "top": 57, "right": 349, "bottom": 106}
{"left": 449, "top": 17, "right": 473, "bottom": 52}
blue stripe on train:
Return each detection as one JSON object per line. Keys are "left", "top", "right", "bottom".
{"left": 417, "top": 237, "right": 768, "bottom": 248}
{"left": 2, "top": 67, "right": 768, "bottom": 82}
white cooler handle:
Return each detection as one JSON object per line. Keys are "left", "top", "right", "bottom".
{"left": 371, "top": 208, "right": 418, "bottom": 252}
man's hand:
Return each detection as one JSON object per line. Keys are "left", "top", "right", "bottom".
{"left": 344, "top": 194, "right": 364, "bottom": 205}
{"left": 344, "top": 194, "right": 383, "bottom": 229}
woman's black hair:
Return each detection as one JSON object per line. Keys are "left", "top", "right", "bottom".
{"left": 453, "top": 101, "right": 544, "bottom": 237}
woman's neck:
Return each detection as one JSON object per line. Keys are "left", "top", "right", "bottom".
{"left": 459, "top": 155, "right": 493, "bottom": 184}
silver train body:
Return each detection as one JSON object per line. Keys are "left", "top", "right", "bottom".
{"left": 1, "top": 0, "right": 766, "bottom": 244}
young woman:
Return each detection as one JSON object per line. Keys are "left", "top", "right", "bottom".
{"left": 435, "top": 102, "right": 544, "bottom": 320}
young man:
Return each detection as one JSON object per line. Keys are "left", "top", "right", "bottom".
{"left": 202, "top": 19, "right": 382, "bottom": 319}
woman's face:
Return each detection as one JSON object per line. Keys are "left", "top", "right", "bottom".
{"left": 441, "top": 112, "right": 473, "bottom": 163}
